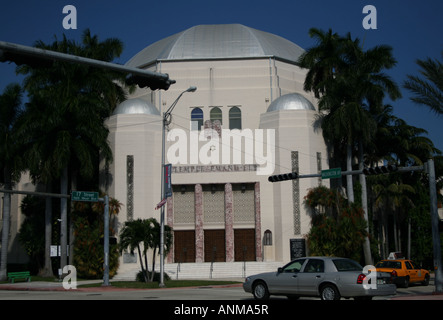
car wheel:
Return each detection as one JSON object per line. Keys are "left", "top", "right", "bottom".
{"left": 422, "top": 274, "right": 430, "bottom": 286}
{"left": 320, "top": 284, "right": 341, "bottom": 301}
{"left": 253, "top": 281, "right": 270, "bottom": 300}
{"left": 401, "top": 276, "right": 409, "bottom": 288}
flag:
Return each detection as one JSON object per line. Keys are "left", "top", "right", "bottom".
{"left": 155, "top": 198, "right": 167, "bottom": 210}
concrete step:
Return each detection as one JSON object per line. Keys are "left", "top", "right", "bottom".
{"left": 113, "top": 261, "right": 283, "bottom": 281}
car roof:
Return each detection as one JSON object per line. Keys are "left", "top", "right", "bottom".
{"left": 379, "top": 259, "right": 408, "bottom": 262}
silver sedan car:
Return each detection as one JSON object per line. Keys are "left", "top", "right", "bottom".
{"left": 243, "top": 257, "right": 396, "bottom": 300}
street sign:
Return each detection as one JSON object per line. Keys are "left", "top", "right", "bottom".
{"left": 71, "top": 191, "right": 99, "bottom": 202}
{"left": 321, "top": 168, "right": 341, "bottom": 179}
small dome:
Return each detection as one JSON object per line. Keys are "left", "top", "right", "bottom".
{"left": 113, "top": 98, "right": 160, "bottom": 115}
{"left": 267, "top": 93, "right": 315, "bottom": 112}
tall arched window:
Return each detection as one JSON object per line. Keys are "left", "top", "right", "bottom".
{"left": 229, "top": 106, "right": 242, "bottom": 130}
{"left": 263, "top": 230, "right": 272, "bottom": 246}
{"left": 210, "top": 107, "right": 222, "bottom": 125}
{"left": 191, "top": 107, "right": 203, "bottom": 131}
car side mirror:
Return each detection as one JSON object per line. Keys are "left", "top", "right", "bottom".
{"left": 278, "top": 267, "right": 283, "bottom": 273}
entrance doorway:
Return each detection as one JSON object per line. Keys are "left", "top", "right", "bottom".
{"left": 234, "top": 229, "right": 256, "bottom": 261}
{"left": 174, "top": 230, "right": 195, "bottom": 263}
{"left": 204, "top": 230, "right": 226, "bottom": 262}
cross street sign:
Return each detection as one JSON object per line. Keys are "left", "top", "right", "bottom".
{"left": 71, "top": 191, "right": 99, "bottom": 202}
{"left": 321, "top": 168, "right": 342, "bottom": 179}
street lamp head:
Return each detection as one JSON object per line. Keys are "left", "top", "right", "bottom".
{"left": 186, "top": 86, "right": 197, "bottom": 92}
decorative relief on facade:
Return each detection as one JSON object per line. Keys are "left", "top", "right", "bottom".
{"left": 172, "top": 185, "right": 195, "bottom": 224}
{"left": 317, "top": 152, "right": 322, "bottom": 185}
{"left": 291, "top": 151, "right": 301, "bottom": 235}
{"left": 225, "top": 183, "right": 234, "bottom": 262}
{"left": 126, "top": 155, "right": 134, "bottom": 221}
{"left": 203, "top": 184, "right": 225, "bottom": 224}
{"left": 233, "top": 184, "right": 255, "bottom": 223}
{"left": 195, "top": 184, "right": 204, "bottom": 263}
{"left": 254, "top": 182, "right": 262, "bottom": 261}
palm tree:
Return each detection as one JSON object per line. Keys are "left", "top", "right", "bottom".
{"left": 0, "top": 83, "right": 24, "bottom": 281}
{"left": 17, "top": 29, "right": 128, "bottom": 272}
{"left": 119, "top": 218, "right": 172, "bottom": 283}
{"left": 298, "top": 29, "right": 401, "bottom": 265}
{"left": 404, "top": 51, "right": 443, "bottom": 116}
{"left": 366, "top": 104, "right": 440, "bottom": 258}
{"left": 372, "top": 174, "right": 415, "bottom": 257}
{"left": 298, "top": 29, "right": 400, "bottom": 201}
{"left": 146, "top": 218, "right": 172, "bottom": 282}
{"left": 297, "top": 28, "right": 345, "bottom": 99}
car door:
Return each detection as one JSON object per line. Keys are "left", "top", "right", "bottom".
{"left": 410, "top": 261, "right": 425, "bottom": 281}
{"left": 404, "top": 261, "right": 418, "bottom": 282}
{"left": 296, "top": 258, "right": 325, "bottom": 295}
{"left": 269, "top": 259, "right": 306, "bottom": 294}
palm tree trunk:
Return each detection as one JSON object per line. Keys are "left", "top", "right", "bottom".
{"left": 407, "top": 218, "right": 411, "bottom": 259}
{"left": 346, "top": 143, "right": 354, "bottom": 203}
{"left": 0, "top": 167, "right": 12, "bottom": 281}
{"left": 150, "top": 247, "right": 157, "bottom": 282}
{"left": 358, "top": 142, "right": 373, "bottom": 265}
{"left": 378, "top": 215, "right": 384, "bottom": 258}
{"left": 383, "top": 206, "right": 390, "bottom": 257}
{"left": 60, "top": 166, "right": 68, "bottom": 271}
{"left": 144, "top": 247, "right": 151, "bottom": 282}
{"left": 40, "top": 184, "right": 53, "bottom": 277}
{"left": 137, "top": 244, "right": 148, "bottom": 283}
{"left": 393, "top": 211, "right": 398, "bottom": 252}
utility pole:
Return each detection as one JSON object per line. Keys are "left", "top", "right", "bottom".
{"left": 159, "top": 86, "right": 197, "bottom": 287}
{"left": 103, "top": 195, "right": 110, "bottom": 286}
{"left": 427, "top": 159, "right": 443, "bottom": 293}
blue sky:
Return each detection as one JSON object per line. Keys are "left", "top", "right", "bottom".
{"left": 1, "top": 0, "right": 442, "bottom": 152}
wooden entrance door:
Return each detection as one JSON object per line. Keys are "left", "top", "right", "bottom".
{"left": 204, "top": 230, "right": 226, "bottom": 262}
{"left": 174, "top": 230, "right": 195, "bottom": 263}
{"left": 234, "top": 229, "right": 256, "bottom": 261}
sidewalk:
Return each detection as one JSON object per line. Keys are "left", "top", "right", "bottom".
{"left": 390, "top": 293, "right": 443, "bottom": 300}
{"left": 0, "top": 278, "right": 243, "bottom": 292}
{"left": 0, "top": 280, "right": 142, "bottom": 292}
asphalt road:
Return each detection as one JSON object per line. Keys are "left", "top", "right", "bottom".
{"left": 0, "top": 279, "right": 439, "bottom": 300}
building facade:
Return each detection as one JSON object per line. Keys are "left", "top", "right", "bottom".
{"left": 103, "top": 24, "right": 330, "bottom": 270}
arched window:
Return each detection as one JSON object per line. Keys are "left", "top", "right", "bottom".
{"left": 210, "top": 107, "right": 222, "bottom": 125}
{"left": 229, "top": 106, "right": 241, "bottom": 130}
{"left": 191, "top": 107, "right": 203, "bottom": 131}
{"left": 263, "top": 229, "right": 272, "bottom": 246}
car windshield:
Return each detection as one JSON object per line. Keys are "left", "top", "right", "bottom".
{"left": 376, "top": 261, "right": 402, "bottom": 269}
{"left": 332, "top": 259, "right": 362, "bottom": 271}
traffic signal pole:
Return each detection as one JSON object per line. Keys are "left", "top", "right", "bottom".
{"left": 427, "top": 159, "right": 443, "bottom": 293}
{"left": 268, "top": 160, "right": 442, "bottom": 293}
{"left": 0, "top": 40, "right": 176, "bottom": 90}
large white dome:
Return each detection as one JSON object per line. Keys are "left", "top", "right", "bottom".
{"left": 126, "top": 24, "right": 305, "bottom": 68}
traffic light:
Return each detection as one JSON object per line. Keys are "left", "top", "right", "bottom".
{"left": 126, "top": 74, "right": 175, "bottom": 91}
{"left": 0, "top": 48, "right": 54, "bottom": 68}
{"left": 363, "top": 165, "right": 398, "bottom": 175}
{"left": 268, "top": 172, "right": 298, "bottom": 182}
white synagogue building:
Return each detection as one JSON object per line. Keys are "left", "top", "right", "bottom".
{"left": 104, "top": 24, "right": 330, "bottom": 278}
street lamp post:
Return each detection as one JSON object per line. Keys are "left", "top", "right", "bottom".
{"left": 159, "top": 86, "right": 197, "bottom": 287}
